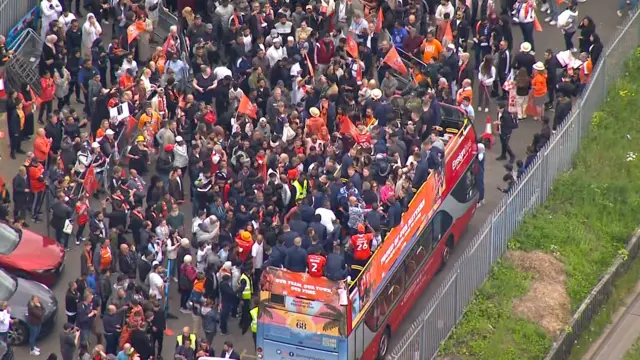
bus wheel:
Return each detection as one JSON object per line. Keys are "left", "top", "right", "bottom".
{"left": 438, "top": 238, "right": 454, "bottom": 273}
{"left": 377, "top": 328, "right": 391, "bottom": 359}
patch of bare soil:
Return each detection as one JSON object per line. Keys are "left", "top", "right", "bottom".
{"left": 506, "top": 250, "right": 571, "bottom": 337}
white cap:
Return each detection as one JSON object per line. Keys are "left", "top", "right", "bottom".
{"left": 183, "top": 254, "right": 192, "bottom": 263}
{"left": 259, "top": 117, "right": 267, "bottom": 122}
{"left": 175, "top": 136, "right": 183, "bottom": 142}
{"left": 105, "top": 129, "right": 115, "bottom": 135}
{"left": 91, "top": 142, "right": 100, "bottom": 148}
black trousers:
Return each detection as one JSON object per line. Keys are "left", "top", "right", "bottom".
{"left": 9, "top": 134, "right": 21, "bottom": 155}
{"left": 151, "top": 331, "right": 164, "bottom": 357}
{"left": 500, "top": 133, "right": 515, "bottom": 160}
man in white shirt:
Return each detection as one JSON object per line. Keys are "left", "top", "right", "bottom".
{"left": 214, "top": 65, "right": 233, "bottom": 81}
{"left": 148, "top": 263, "right": 165, "bottom": 301}
{"left": 266, "top": 38, "right": 287, "bottom": 67}
{"left": 315, "top": 200, "right": 336, "bottom": 233}
{"left": 58, "top": 9, "right": 76, "bottom": 33}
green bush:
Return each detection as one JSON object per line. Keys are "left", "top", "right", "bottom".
{"left": 440, "top": 48, "right": 640, "bottom": 359}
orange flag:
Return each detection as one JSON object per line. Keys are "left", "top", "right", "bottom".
{"left": 383, "top": 46, "right": 408, "bottom": 75}
{"left": 83, "top": 166, "right": 99, "bottom": 196}
{"left": 305, "top": 53, "right": 315, "bottom": 78}
{"left": 444, "top": 21, "right": 453, "bottom": 42}
{"left": 127, "top": 21, "right": 147, "bottom": 44}
{"left": 356, "top": 61, "right": 362, "bottom": 82}
{"left": 375, "top": 8, "right": 383, "bottom": 34}
{"left": 345, "top": 36, "right": 359, "bottom": 59}
{"left": 338, "top": 115, "right": 358, "bottom": 138}
{"left": 533, "top": 15, "right": 543, "bottom": 32}
{"left": 238, "top": 94, "right": 258, "bottom": 119}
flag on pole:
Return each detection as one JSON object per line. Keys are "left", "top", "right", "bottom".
{"left": 345, "top": 36, "right": 359, "bottom": 59}
{"left": 374, "top": 8, "right": 383, "bottom": 34}
{"left": 127, "top": 21, "right": 147, "bottom": 44}
{"left": 83, "top": 166, "right": 99, "bottom": 196}
{"left": 533, "top": 15, "right": 543, "bottom": 32}
{"left": 305, "top": 53, "right": 315, "bottom": 78}
{"left": 238, "top": 94, "right": 258, "bottom": 119}
{"left": 383, "top": 46, "right": 408, "bottom": 75}
{"left": 338, "top": 115, "right": 358, "bottom": 138}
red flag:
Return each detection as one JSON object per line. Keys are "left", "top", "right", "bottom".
{"left": 238, "top": 94, "right": 258, "bottom": 119}
{"left": 356, "top": 61, "right": 362, "bottom": 82}
{"left": 375, "top": 8, "right": 383, "bottom": 34}
{"left": 345, "top": 36, "right": 359, "bottom": 59}
{"left": 83, "top": 166, "right": 99, "bottom": 196}
{"left": 338, "top": 115, "right": 358, "bottom": 138}
{"left": 127, "top": 21, "right": 147, "bottom": 44}
{"left": 125, "top": 115, "right": 138, "bottom": 138}
{"left": 383, "top": 46, "right": 408, "bottom": 75}
{"left": 305, "top": 53, "right": 315, "bottom": 78}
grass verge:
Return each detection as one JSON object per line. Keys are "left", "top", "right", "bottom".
{"left": 568, "top": 254, "right": 640, "bottom": 360}
{"left": 439, "top": 48, "right": 640, "bottom": 360}
{"left": 624, "top": 336, "right": 640, "bottom": 360}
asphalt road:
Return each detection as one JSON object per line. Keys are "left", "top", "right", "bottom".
{"left": 387, "top": 2, "right": 622, "bottom": 356}
{"left": 0, "top": 3, "right": 623, "bottom": 360}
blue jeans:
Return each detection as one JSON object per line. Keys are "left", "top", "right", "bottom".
{"left": 620, "top": 0, "right": 639, "bottom": 11}
{"left": 519, "top": 22, "right": 535, "bottom": 51}
{"left": 547, "top": 0, "right": 560, "bottom": 20}
{"left": 55, "top": 226, "right": 70, "bottom": 249}
{"left": 26, "top": 323, "right": 40, "bottom": 351}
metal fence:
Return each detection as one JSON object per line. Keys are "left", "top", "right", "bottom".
{"left": 388, "top": 9, "right": 640, "bottom": 360}
{"left": 0, "top": 0, "right": 38, "bottom": 39}
{"left": 5, "top": 28, "right": 43, "bottom": 94}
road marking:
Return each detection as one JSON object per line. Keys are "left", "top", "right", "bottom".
{"left": 241, "top": 349, "right": 257, "bottom": 359}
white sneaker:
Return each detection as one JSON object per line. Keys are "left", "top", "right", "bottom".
{"left": 545, "top": 16, "right": 552, "bottom": 22}
{"left": 34, "top": 347, "right": 40, "bottom": 352}
{"left": 617, "top": 10, "right": 624, "bottom": 17}
{"left": 484, "top": 108, "right": 489, "bottom": 112}
{"left": 540, "top": 3, "right": 550, "bottom": 12}
{"left": 570, "top": 48, "right": 578, "bottom": 52}
{"left": 478, "top": 106, "right": 483, "bottom": 112}
{"left": 550, "top": 20, "right": 557, "bottom": 25}
{"left": 577, "top": 0, "right": 586, "bottom": 2}
{"left": 30, "top": 350, "right": 39, "bottom": 356}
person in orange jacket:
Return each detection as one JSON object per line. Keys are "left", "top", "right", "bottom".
{"left": 28, "top": 159, "right": 46, "bottom": 222}
{"left": 38, "top": 71, "right": 55, "bottom": 125}
{"left": 531, "top": 62, "right": 549, "bottom": 121}
{"left": 33, "top": 128, "right": 52, "bottom": 164}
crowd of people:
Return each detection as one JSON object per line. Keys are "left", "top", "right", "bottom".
{"left": 0, "top": 0, "right": 611, "bottom": 358}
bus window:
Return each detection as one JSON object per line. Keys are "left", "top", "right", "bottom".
{"left": 404, "top": 239, "right": 428, "bottom": 281}
{"left": 364, "top": 267, "right": 406, "bottom": 332}
{"left": 451, "top": 162, "right": 478, "bottom": 204}
{"left": 431, "top": 211, "right": 453, "bottom": 248}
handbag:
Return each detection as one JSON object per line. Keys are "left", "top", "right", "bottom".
{"left": 63, "top": 219, "right": 73, "bottom": 234}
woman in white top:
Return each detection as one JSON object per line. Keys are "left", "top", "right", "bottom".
{"left": 477, "top": 54, "right": 496, "bottom": 113}
{"left": 165, "top": 236, "right": 180, "bottom": 282}
{"left": 0, "top": 301, "right": 11, "bottom": 343}
{"left": 58, "top": 9, "right": 76, "bottom": 33}
{"left": 82, "top": 14, "right": 103, "bottom": 58}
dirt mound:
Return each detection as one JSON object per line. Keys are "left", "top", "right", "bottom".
{"left": 506, "top": 250, "right": 571, "bottom": 336}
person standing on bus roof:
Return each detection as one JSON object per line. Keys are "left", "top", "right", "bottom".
{"left": 350, "top": 223, "right": 374, "bottom": 268}
{"left": 307, "top": 247, "right": 327, "bottom": 277}
{"left": 325, "top": 245, "right": 349, "bottom": 281}
{"left": 285, "top": 237, "right": 308, "bottom": 273}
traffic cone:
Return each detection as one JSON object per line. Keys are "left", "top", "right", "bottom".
{"left": 481, "top": 114, "right": 494, "bottom": 149}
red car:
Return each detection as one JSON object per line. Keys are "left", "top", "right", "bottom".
{"left": 0, "top": 223, "right": 65, "bottom": 286}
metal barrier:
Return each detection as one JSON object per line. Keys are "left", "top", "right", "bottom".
{"left": 153, "top": 8, "right": 179, "bottom": 41}
{"left": 5, "top": 28, "right": 43, "bottom": 94}
{"left": 0, "top": 0, "right": 38, "bottom": 39}
{"left": 388, "top": 8, "right": 640, "bottom": 360}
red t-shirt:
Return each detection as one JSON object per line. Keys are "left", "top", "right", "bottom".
{"left": 75, "top": 202, "right": 89, "bottom": 225}
{"left": 307, "top": 254, "right": 327, "bottom": 277}
{"left": 350, "top": 233, "right": 374, "bottom": 261}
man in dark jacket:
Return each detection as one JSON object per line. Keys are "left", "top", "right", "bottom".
{"left": 118, "top": 244, "right": 137, "bottom": 280}
{"left": 324, "top": 245, "right": 348, "bottom": 281}
{"left": 75, "top": 291, "right": 97, "bottom": 346}
{"left": 51, "top": 190, "right": 73, "bottom": 249}
{"left": 553, "top": 92, "right": 572, "bottom": 131}
{"left": 219, "top": 275, "right": 237, "bottom": 335}
{"left": 12, "top": 167, "right": 29, "bottom": 222}
{"left": 284, "top": 237, "right": 308, "bottom": 272}
{"left": 494, "top": 102, "right": 517, "bottom": 163}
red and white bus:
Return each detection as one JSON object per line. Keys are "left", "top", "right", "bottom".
{"left": 257, "top": 105, "right": 479, "bottom": 360}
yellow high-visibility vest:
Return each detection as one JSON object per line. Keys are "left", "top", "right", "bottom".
{"left": 250, "top": 307, "right": 259, "bottom": 333}
{"left": 292, "top": 180, "right": 308, "bottom": 201}
{"left": 241, "top": 273, "right": 253, "bottom": 300}
{"left": 176, "top": 334, "right": 196, "bottom": 349}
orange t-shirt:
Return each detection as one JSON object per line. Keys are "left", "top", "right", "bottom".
{"left": 456, "top": 87, "right": 473, "bottom": 105}
{"left": 305, "top": 116, "right": 325, "bottom": 136}
{"left": 139, "top": 112, "right": 161, "bottom": 133}
{"left": 579, "top": 59, "right": 593, "bottom": 84}
{"left": 193, "top": 279, "right": 205, "bottom": 292}
{"left": 422, "top": 39, "right": 443, "bottom": 63}
{"left": 33, "top": 136, "right": 51, "bottom": 162}
{"left": 531, "top": 73, "right": 548, "bottom": 97}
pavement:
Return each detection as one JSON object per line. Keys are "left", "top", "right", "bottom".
{"left": 0, "top": 3, "right": 624, "bottom": 360}
{"left": 585, "top": 282, "right": 640, "bottom": 360}
{"left": 387, "top": 1, "right": 623, "bottom": 356}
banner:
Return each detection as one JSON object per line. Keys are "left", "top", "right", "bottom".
{"left": 261, "top": 267, "right": 346, "bottom": 306}
{"left": 238, "top": 94, "right": 258, "bottom": 119}
{"left": 83, "top": 166, "right": 99, "bottom": 196}
{"left": 127, "top": 21, "right": 147, "bottom": 44}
